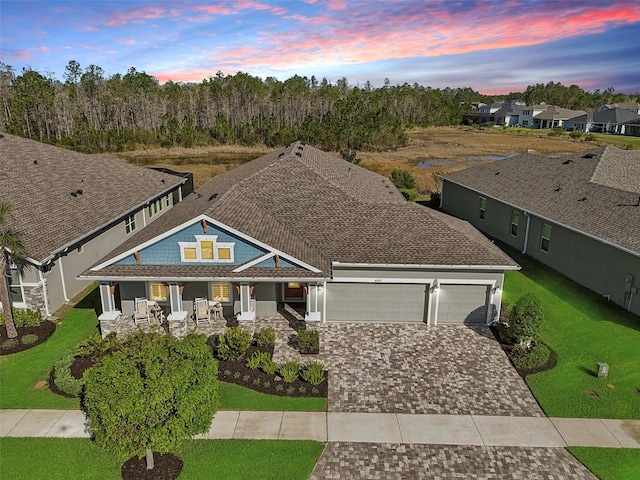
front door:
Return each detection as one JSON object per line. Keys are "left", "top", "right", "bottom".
{"left": 284, "top": 282, "right": 305, "bottom": 301}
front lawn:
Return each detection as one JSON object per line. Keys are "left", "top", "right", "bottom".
{"left": 568, "top": 447, "right": 640, "bottom": 480}
{"left": 502, "top": 249, "right": 640, "bottom": 419}
{"left": 0, "top": 438, "right": 324, "bottom": 480}
{"left": 0, "top": 289, "right": 100, "bottom": 409}
{"left": 219, "top": 381, "right": 327, "bottom": 411}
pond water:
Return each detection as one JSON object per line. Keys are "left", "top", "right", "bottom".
{"left": 417, "top": 151, "right": 518, "bottom": 169}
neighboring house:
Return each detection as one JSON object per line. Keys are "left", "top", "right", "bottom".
{"left": 599, "top": 102, "right": 640, "bottom": 115}
{"left": 0, "top": 133, "right": 190, "bottom": 317}
{"left": 532, "top": 106, "right": 587, "bottom": 129}
{"left": 441, "top": 146, "right": 640, "bottom": 317}
{"left": 565, "top": 108, "right": 640, "bottom": 134}
{"left": 463, "top": 101, "right": 525, "bottom": 126}
{"left": 82, "top": 142, "right": 518, "bottom": 335}
{"left": 621, "top": 118, "right": 640, "bottom": 137}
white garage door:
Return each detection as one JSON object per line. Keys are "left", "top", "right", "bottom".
{"left": 438, "top": 285, "right": 488, "bottom": 324}
{"left": 326, "top": 283, "right": 426, "bottom": 322}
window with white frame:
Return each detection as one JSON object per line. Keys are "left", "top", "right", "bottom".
{"left": 540, "top": 223, "right": 551, "bottom": 252}
{"left": 522, "top": 120, "right": 529, "bottom": 126}
{"left": 179, "top": 235, "right": 234, "bottom": 263}
{"left": 510, "top": 211, "right": 519, "bottom": 237}
{"left": 125, "top": 214, "right": 136, "bottom": 234}
{"left": 211, "top": 282, "right": 231, "bottom": 303}
{"left": 8, "top": 267, "right": 24, "bottom": 304}
{"left": 147, "top": 198, "right": 164, "bottom": 218}
{"left": 150, "top": 283, "right": 168, "bottom": 302}
{"left": 479, "top": 197, "right": 487, "bottom": 220}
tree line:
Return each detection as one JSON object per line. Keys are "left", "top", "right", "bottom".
{"left": 0, "top": 61, "right": 636, "bottom": 153}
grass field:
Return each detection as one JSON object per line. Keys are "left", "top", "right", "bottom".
{"left": 501, "top": 247, "right": 640, "bottom": 419}
{"left": 219, "top": 381, "right": 327, "bottom": 411}
{"left": 0, "top": 437, "right": 324, "bottom": 480}
{"left": 568, "top": 447, "right": 640, "bottom": 480}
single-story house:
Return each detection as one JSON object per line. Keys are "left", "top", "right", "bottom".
{"left": 441, "top": 146, "right": 640, "bottom": 317}
{"left": 565, "top": 108, "right": 640, "bottom": 134}
{"left": 0, "top": 133, "right": 190, "bottom": 317}
{"left": 82, "top": 142, "right": 518, "bottom": 335}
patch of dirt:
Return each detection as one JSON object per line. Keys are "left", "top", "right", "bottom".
{"left": 121, "top": 452, "right": 183, "bottom": 480}
{"left": 0, "top": 320, "right": 56, "bottom": 355}
{"left": 218, "top": 346, "right": 328, "bottom": 398}
{"left": 70, "top": 356, "right": 97, "bottom": 379}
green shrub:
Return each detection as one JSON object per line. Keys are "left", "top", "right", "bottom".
{"left": 510, "top": 293, "right": 544, "bottom": 348}
{"left": 0, "top": 307, "right": 42, "bottom": 327}
{"left": 75, "top": 333, "right": 120, "bottom": 359}
{"left": 255, "top": 327, "right": 276, "bottom": 347}
{"left": 399, "top": 188, "right": 418, "bottom": 202}
{"left": 215, "top": 327, "right": 252, "bottom": 360}
{"left": 512, "top": 342, "right": 550, "bottom": 369}
{"left": 245, "top": 351, "right": 264, "bottom": 370}
{"left": 20, "top": 334, "right": 39, "bottom": 345}
{"left": 2, "top": 338, "right": 19, "bottom": 349}
{"left": 547, "top": 126, "right": 565, "bottom": 137}
{"left": 260, "top": 357, "right": 279, "bottom": 376}
{"left": 54, "top": 350, "right": 84, "bottom": 397}
{"left": 280, "top": 361, "right": 300, "bottom": 383}
{"left": 301, "top": 362, "right": 325, "bottom": 385}
{"left": 297, "top": 329, "right": 319, "bottom": 353}
{"left": 584, "top": 133, "right": 595, "bottom": 141}
{"left": 390, "top": 169, "right": 416, "bottom": 189}
{"left": 569, "top": 130, "right": 582, "bottom": 139}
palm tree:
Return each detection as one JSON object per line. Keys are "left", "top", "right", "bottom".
{"left": 0, "top": 202, "right": 27, "bottom": 339}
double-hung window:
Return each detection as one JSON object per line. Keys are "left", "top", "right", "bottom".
{"left": 540, "top": 224, "right": 551, "bottom": 252}
{"left": 479, "top": 197, "right": 487, "bottom": 220}
{"left": 510, "top": 211, "right": 519, "bottom": 237}
{"left": 125, "top": 214, "right": 136, "bottom": 234}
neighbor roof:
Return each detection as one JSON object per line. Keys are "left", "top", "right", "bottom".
{"left": 533, "top": 106, "right": 586, "bottom": 120}
{"left": 87, "top": 142, "right": 517, "bottom": 278}
{"left": 0, "top": 133, "right": 185, "bottom": 263}
{"left": 568, "top": 108, "right": 640, "bottom": 125}
{"left": 442, "top": 146, "right": 640, "bottom": 256}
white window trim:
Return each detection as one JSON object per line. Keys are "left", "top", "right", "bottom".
{"left": 510, "top": 212, "right": 519, "bottom": 237}
{"left": 479, "top": 197, "right": 486, "bottom": 221}
{"left": 540, "top": 224, "right": 551, "bottom": 253}
{"left": 210, "top": 282, "right": 232, "bottom": 304}
{"left": 125, "top": 214, "right": 136, "bottom": 234}
{"left": 179, "top": 235, "right": 235, "bottom": 263}
{"left": 148, "top": 282, "right": 169, "bottom": 302}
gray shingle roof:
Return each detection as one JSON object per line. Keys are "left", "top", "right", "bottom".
{"left": 87, "top": 142, "right": 517, "bottom": 278}
{"left": 443, "top": 146, "right": 640, "bottom": 255}
{"left": 0, "top": 133, "right": 185, "bottom": 263}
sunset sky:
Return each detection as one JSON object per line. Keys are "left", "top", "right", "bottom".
{"left": 1, "top": 0, "right": 639, "bottom": 95}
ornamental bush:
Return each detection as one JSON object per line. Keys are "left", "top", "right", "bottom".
{"left": 20, "top": 333, "right": 38, "bottom": 345}
{"left": 245, "top": 351, "right": 264, "bottom": 370}
{"left": 54, "top": 350, "right": 84, "bottom": 397}
{"left": 297, "top": 329, "right": 319, "bottom": 353}
{"left": 0, "top": 307, "right": 42, "bottom": 327}
{"left": 511, "top": 342, "right": 550, "bottom": 370}
{"left": 301, "top": 362, "right": 325, "bottom": 386}
{"left": 509, "top": 293, "right": 544, "bottom": 348}
{"left": 280, "top": 361, "right": 300, "bottom": 383}
{"left": 215, "top": 327, "right": 252, "bottom": 360}
{"left": 260, "top": 357, "right": 279, "bottom": 376}
{"left": 255, "top": 327, "right": 276, "bottom": 348}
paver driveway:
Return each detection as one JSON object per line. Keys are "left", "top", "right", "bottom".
{"left": 321, "top": 323, "right": 543, "bottom": 416}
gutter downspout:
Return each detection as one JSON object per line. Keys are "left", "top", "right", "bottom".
{"left": 58, "top": 256, "right": 70, "bottom": 302}
{"left": 38, "top": 269, "right": 51, "bottom": 317}
{"left": 522, "top": 211, "right": 531, "bottom": 254}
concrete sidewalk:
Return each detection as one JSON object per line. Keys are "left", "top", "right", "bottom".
{"left": 1, "top": 409, "right": 639, "bottom": 448}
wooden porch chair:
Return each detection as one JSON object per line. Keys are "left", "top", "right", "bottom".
{"left": 134, "top": 297, "right": 150, "bottom": 325}
{"left": 194, "top": 297, "right": 210, "bottom": 325}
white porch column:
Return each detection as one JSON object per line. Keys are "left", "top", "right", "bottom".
{"left": 98, "top": 282, "right": 116, "bottom": 313}
{"left": 237, "top": 282, "right": 255, "bottom": 321}
{"left": 169, "top": 283, "right": 183, "bottom": 313}
{"left": 305, "top": 283, "right": 321, "bottom": 322}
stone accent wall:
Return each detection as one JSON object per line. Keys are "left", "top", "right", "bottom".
{"left": 23, "top": 283, "right": 47, "bottom": 318}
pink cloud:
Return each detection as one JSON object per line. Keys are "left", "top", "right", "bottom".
{"left": 106, "top": 6, "right": 167, "bottom": 27}
{"left": 83, "top": 25, "right": 100, "bottom": 32}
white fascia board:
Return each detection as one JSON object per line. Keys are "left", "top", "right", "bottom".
{"left": 91, "top": 214, "right": 322, "bottom": 273}
{"left": 442, "top": 178, "right": 640, "bottom": 259}
{"left": 78, "top": 274, "right": 327, "bottom": 283}
{"left": 233, "top": 252, "right": 275, "bottom": 272}
{"left": 331, "top": 261, "right": 519, "bottom": 271}
{"left": 330, "top": 277, "right": 435, "bottom": 284}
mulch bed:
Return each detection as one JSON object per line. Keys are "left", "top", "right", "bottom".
{"left": 218, "top": 345, "right": 328, "bottom": 398}
{"left": 121, "top": 452, "right": 183, "bottom": 480}
{"left": 490, "top": 326, "right": 557, "bottom": 378}
{"left": 0, "top": 320, "right": 56, "bottom": 355}
{"left": 49, "top": 355, "right": 98, "bottom": 398}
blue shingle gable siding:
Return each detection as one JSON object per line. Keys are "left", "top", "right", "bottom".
{"left": 117, "top": 222, "right": 267, "bottom": 266}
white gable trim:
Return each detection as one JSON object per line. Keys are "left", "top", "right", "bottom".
{"left": 233, "top": 252, "right": 276, "bottom": 272}
{"left": 91, "top": 214, "right": 321, "bottom": 273}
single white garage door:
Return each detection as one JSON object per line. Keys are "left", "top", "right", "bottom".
{"left": 326, "top": 283, "right": 426, "bottom": 322}
{"left": 438, "top": 285, "right": 488, "bottom": 324}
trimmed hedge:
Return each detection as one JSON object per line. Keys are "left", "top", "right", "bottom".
{"left": 511, "top": 342, "right": 550, "bottom": 370}
{"left": 0, "top": 307, "right": 42, "bottom": 327}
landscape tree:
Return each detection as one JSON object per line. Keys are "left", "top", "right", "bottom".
{"left": 390, "top": 168, "right": 417, "bottom": 190}
{"left": 509, "top": 293, "right": 544, "bottom": 349}
{"left": 83, "top": 331, "right": 220, "bottom": 472}
{"left": 0, "top": 201, "right": 27, "bottom": 339}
